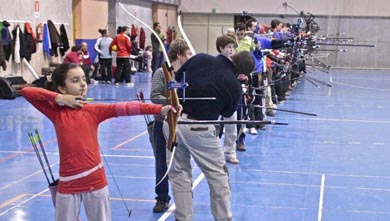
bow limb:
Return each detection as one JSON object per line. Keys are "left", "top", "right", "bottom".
{"left": 118, "top": 2, "right": 179, "bottom": 151}
{"left": 118, "top": 2, "right": 171, "bottom": 67}
{"left": 178, "top": 11, "right": 196, "bottom": 55}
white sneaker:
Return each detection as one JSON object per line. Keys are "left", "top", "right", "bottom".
{"left": 249, "top": 128, "right": 258, "bottom": 135}
{"left": 242, "top": 128, "right": 249, "bottom": 134}
{"left": 125, "top": 82, "right": 134, "bottom": 87}
{"left": 226, "top": 156, "right": 239, "bottom": 164}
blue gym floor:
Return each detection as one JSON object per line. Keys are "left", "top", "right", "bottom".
{"left": 1, "top": 69, "right": 390, "bottom": 221}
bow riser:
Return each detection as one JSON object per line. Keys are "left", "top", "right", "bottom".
{"left": 163, "top": 63, "right": 180, "bottom": 152}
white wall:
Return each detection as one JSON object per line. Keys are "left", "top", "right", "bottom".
{"left": 178, "top": 1, "right": 390, "bottom": 69}
{"left": 180, "top": 0, "right": 389, "bottom": 17}
{"left": 0, "top": 0, "right": 72, "bottom": 82}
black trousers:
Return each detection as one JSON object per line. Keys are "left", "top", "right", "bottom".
{"left": 100, "top": 58, "right": 112, "bottom": 82}
{"left": 116, "top": 58, "right": 131, "bottom": 83}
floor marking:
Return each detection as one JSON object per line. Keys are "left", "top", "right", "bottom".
{"left": 106, "top": 175, "right": 154, "bottom": 180}
{"left": 0, "top": 194, "right": 28, "bottom": 209}
{"left": 0, "top": 162, "right": 58, "bottom": 192}
{"left": 110, "top": 197, "right": 155, "bottom": 203}
{"left": 286, "top": 117, "right": 390, "bottom": 124}
{"left": 332, "top": 81, "right": 390, "bottom": 92}
{"left": 346, "top": 209, "right": 390, "bottom": 215}
{"left": 110, "top": 148, "right": 151, "bottom": 151}
{"left": 0, "top": 138, "right": 56, "bottom": 163}
{"left": 323, "top": 140, "right": 336, "bottom": 144}
{"left": 0, "top": 188, "right": 48, "bottom": 217}
{"left": 318, "top": 174, "right": 325, "bottom": 221}
{"left": 372, "top": 142, "right": 385, "bottom": 145}
{"left": 245, "top": 169, "right": 390, "bottom": 179}
{"left": 348, "top": 141, "right": 361, "bottom": 145}
{"left": 100, "top": 154, "right": 154, "bottom": 159}
{"left": 0, "top": 147, "right": 34, "bottom": 163}
{"left": 111, "top": 131, "right": 148, "bottom": 150}
{"left": 233, "top": 180, "right": 320, "bottom": 188}
{"left": 158, "top": 173, "right": 205, "bottom": 221}
{"left": 105, "top": 162, "right": 154, "bottom": 167}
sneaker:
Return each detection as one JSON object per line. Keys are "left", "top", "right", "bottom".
{"left": 242, "top": 128, "right": 249, "bottom": 134}
{"left": 249, "top": 128, "right": 258, "bottom": 135}
{"left": 236, "top": 143, "right": 246, "bottom": 151}
{"left": 226, "top": 156, "right": 239, "bottom": 164}
{"left": 153, "top": 201, "right": 169, "bottom": 213}
{"left": 125, "top": 82, "right": 134, "bottom": 87}
{"left": 266, "top": 109, "right": 275, "bottom": 117}
{"left": 115, "top": 83, "right": 120, "bottom": 86}
{"left": 256, "top": 124, "right": 267, "bottom": 130}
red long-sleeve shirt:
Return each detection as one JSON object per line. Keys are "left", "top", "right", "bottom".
{"left": 110, "top": 33, "right": 132, "bottom": 58}
{"left": 22, "top": 87, "right": 162, "bottom": 194}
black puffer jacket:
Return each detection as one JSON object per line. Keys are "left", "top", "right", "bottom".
{"left": 0, "top": 38, "right": 7, "bottom": 70}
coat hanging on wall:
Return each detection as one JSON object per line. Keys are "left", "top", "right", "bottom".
{"left": 24, "top": 22, "right": 37, "bottom": 62}
{"left": 12, "top": 25, "right": 26, "bottom": 63}
{"left": 139, "top": 27, "right": 145, "bottom": 49}
{"left": 1, "top": 20, "right": 13, "bottom": 61}
{"left": 0, "top": 38, "right": 7, "bottom": 71}
{"left": 166, "top": 27, "right": 172, "bottom": 45}
{"left": 59, "top": 24, "right": 69, "bottom": 56}
{"left": 130, "top": 24, "right": 137, "bottom": 41}
{"left": 42, "top": 23, "right": 51, "bottom": 58}
{"left": 47, "top": 20, "right": 61, "bottom": 57}
{"left": 36, "top": 23, "right": 43, "bottom": 42}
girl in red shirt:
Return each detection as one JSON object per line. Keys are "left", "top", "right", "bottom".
{"left": 22, "top": 63, "right": 177, "bottom": 221}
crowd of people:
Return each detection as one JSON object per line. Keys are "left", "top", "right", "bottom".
{"left": 147, "top": 16, "right": 307, "bottom": 221}
{"left": 23, "top": 15, "right": 308, "bottom": 221}
{"left": 62, "top": 24, "right": 161, "bottom": 87}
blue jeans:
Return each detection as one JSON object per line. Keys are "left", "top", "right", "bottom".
{"left": 153, "top": 120, "right": 170, "bottom": 202}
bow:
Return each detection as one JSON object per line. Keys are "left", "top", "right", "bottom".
{"left": 161, "top": 10, "right": 197, "bottom": 151}
{"left": 163, "top": 64, "right": 180, "bottom": 151}
{"left": 118, "top": 3, "right": 179, "bottom": 152}
{"left": 178, "top": 11, "right": 196, "bottom": 55}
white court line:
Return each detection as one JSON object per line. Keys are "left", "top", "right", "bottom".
{"left": 318, "top": 174, "right": 325, "bottom": 221}
{"left": 0, "top": 188, "right": 48, "bottom": 217}
{"left": 158, "top": 173, "right": 205, "bottom": 221}
{"left": 0, "top": 162, "right": 58, "bottom": 191}
{"left": 285, "top": 117, "right": 390, "bottom": 124}
{"left": 245, "top": 169, "right": 390, "bottom": 179}
{"left": 332, "top": 81, "right": 390, "bottom": 92}
{"left": 100, "top": 154, "right": 154, "bottom": 159}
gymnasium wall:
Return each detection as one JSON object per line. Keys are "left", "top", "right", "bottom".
{"left": 0, "top": 0, "right": 72, "bottom": 82}
{"left": 179, "top": 0, "right": 389, "bottom": 17}
{"left": 0, "top": 0, "right": 179, "bottom": 83}
{"left": 1, "top": 0, "right": 387, "bottom": 84}
{"left": 179, "top": 0, "right": 390, "bottom": 69}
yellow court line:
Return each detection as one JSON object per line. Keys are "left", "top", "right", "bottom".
{"left": 0, "top": 194, "right": 28, "bottom": 209}
{"left": 111, "top": 130, "right": 148, "bottom": 150}
{"left": 0, "top": 193, "right": 153, "bottom": 209}
{"left": 0, "top": 193, "right": 52, "bottom": 209}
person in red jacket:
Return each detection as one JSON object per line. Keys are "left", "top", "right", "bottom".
{"left": 22, "top": 63, "right": 178, "bottom": 221}
{"left": 109, "top": 26, "right": 133, "bottom": 86}
{"left": 63, "top": 45, "right": 83, "bottom": 64}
